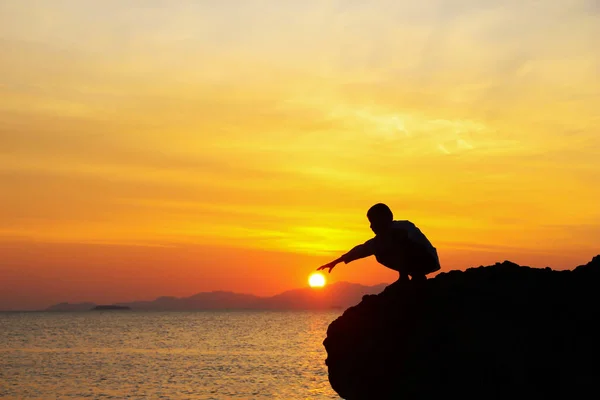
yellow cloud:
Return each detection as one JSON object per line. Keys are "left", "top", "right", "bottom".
{"left": 1, "top": 0, "right": 599, "bottom": 261}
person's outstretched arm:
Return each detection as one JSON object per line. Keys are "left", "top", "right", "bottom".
{"left": 317, "top": 256, "right": 344, "bottom": 274}
{"left": 317, "top": 239, "right": 375, "bottom": 273}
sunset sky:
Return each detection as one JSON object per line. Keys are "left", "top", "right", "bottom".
{"left": 1, "top": 0, "right": 599, "bottom": 310}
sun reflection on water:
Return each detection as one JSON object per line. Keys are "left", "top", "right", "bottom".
{"left": 0, "top": 311, "right": 342, "bottom": 399}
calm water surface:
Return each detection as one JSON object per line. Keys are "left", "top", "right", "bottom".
{"left": 0, "top": 311, "right": 342, "bottom": 399}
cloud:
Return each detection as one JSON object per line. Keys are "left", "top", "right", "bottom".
{"left": 0, "top": 0, "right": 598, "bottom": 253}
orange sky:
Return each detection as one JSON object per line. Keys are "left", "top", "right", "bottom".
{"left": 1, "top": 1, "right": 599, "bottom": 310}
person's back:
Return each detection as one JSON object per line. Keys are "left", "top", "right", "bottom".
{"left": 317, "top": 204, "right": 440, "bottom": 282}
{"left": 372, "top": 220, "right": 440, "bottom": 279}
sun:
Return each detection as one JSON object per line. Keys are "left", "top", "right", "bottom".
{"left": 308, "top": 273, "right": 326, "bottom": 288}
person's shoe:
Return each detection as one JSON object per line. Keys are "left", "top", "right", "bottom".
{"left": 388, "top": 277, "right": 409, "bottom": 290}
{"left": 410, "top": 274, "right": 427, "bottom": 283}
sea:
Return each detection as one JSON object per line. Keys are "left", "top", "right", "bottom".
{"left": 0, "top": 311, "right": 342, "bottom": 399}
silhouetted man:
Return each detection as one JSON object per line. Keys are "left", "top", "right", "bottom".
{"left": 317, "top": 203, "right": 440, "bottom": 283}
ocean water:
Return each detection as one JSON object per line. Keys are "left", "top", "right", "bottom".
{"left": 0, "top": 311, "right": 341, "bottom": 399}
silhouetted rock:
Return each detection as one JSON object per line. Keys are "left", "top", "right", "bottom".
{"left": 323, "top": 256, "right": 600, "bottom": 399}
{"left": 46, "top": 302, "right": 97, "bottom": 312}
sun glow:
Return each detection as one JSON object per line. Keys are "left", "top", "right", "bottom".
{"left": 308, "top": 273, "right": 326, "bottom": 288}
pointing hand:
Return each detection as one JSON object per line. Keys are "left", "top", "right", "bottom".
{"left": 317, "top": 261, "right": 338, "bottom": 274}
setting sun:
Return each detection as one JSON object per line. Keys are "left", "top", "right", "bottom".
{"left": 308, "top": 273, "right": 326, "bottom": 288}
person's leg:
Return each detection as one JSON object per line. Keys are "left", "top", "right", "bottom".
{"left": 385, "top": 266, "right": 409, "bottom": 291}
{"left": 404, "top": 242, "right": 438, "bottom": 281}
{"left": 398, "top": 271, "right": 410, "bottom": 282}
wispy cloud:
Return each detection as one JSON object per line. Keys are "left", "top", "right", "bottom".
{"left": 0, "top": 1, "right": 598, "bottom": 302}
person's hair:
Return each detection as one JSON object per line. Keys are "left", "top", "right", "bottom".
{"left": 367, "top": 203, "right": 393, "bottom": 222}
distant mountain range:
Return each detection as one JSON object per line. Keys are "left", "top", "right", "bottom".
{"left": 45, "top": 282, "right": 390, "bottom": 312}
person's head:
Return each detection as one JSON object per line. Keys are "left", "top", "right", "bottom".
{"left": 367, "top": 203, "right": 393, "bottom": 234}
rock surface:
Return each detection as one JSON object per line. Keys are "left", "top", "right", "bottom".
{"left": 323, "top": 256, "right": 600, "bottom": 399}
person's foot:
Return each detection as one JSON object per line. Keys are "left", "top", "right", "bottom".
{"left": 387, "top": 275, "right": 409, "bottom": 290}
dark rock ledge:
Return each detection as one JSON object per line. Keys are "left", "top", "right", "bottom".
{"left": 324, "top": 256, "right": 600, "bottom": 399}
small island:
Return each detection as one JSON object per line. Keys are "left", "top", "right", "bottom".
{"left": 91, "top": 305, "right": 131, "bottom": 311}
